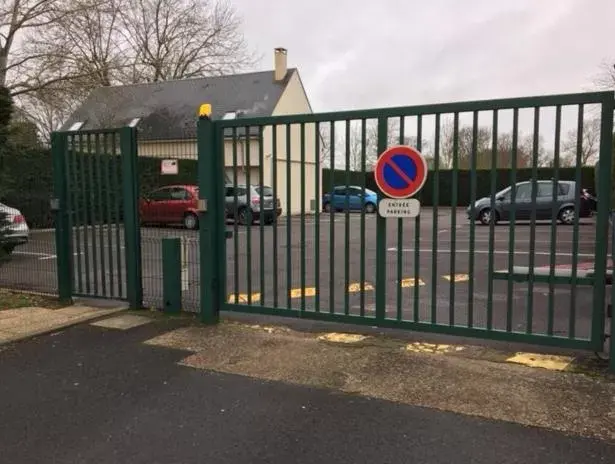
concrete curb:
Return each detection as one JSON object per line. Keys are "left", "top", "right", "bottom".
{"left": 0, "top": 306, "right": 126, "bottom": 346}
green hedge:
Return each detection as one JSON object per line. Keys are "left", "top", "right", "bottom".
{"left": 0, "top": 145, "right": 598, "bottom": 229}
{"left": 322, "top": 167, "right": 596, "bottom": 206}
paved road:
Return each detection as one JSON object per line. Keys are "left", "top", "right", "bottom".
{"left": 1, "top": 209, "right": 600, "bottom": 339}
{"left": 0, "top": 320, "right": 612, "bottom": 464}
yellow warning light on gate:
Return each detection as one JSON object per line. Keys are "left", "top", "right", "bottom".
{"left": 198, "top": 103, "right": 212, "bottom": 117}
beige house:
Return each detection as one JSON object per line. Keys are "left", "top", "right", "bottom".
{"left": 61, "top": 48, "right": 318, "bottom": 216}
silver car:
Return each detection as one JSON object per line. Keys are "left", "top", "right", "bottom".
{"left": 467, "top": 180, "right": 592, "bottom": 225}
{"left": 224, "top": 184, "right": 282, "bottom": 225}
{"left": 0, "top": 202, "right": 29, "bottom": 254}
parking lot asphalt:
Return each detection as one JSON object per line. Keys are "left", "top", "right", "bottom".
{"left": 1, "top": 209, "right": 599, "bottom": 339}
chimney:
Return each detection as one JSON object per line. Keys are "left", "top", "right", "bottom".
{"left": 274, "top": 47, "right": 288, "bottom": 82}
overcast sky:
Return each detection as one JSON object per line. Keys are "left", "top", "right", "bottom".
{"left": 234, "top": 0, "right": 614, "bottom": 113}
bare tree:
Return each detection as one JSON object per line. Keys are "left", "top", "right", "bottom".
{"left": 0, "top": 0, "right": 100, "bottom": 97}
{"left": 26, "top": 0, "right": 126, "bottom": 90}
{"left": 119, "top": 0, "right": 255, "bottom": 83}
{"left": 561, "top": 118, "right": 600, "bottom": 166}
{"left": 593, "top": 60, "right": 615, "bottom": 90}
{"left": 440, "top": 121, "right": 544, "bottom": 170}
{"left": 17, "top": 85, "right": 76, "bottom": 142}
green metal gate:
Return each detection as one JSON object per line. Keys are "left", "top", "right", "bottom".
{"left": 51, "top": 126, "right": 142, "bottom": 307}
{"left": 197, "top": 91, "right": 614, "bottom": 362}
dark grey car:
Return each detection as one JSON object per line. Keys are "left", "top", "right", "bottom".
{"left": 224, "top": 184, "right": 282, "bottom": 225}
{"left": 467, "top": 180, "right": 592, "bottom": 225}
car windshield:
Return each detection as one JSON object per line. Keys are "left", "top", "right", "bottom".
{"left": 496, "top": 186, "right": 511, "bottom": 196}
{"left": 254, "top": 186, "right": 274, "bottom": 196}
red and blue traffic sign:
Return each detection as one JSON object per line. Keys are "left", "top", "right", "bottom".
{"left": 374, "top": 145, "right": 428, "bottom": 199}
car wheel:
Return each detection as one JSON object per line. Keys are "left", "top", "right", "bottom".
{"left": 183, "top": 213, "right": 199, "bottom": 230}
{"left": 478, "top": 208, "right": 497, "bottom": 225}
{"left": 558, "top": 207, "right": 575, "bottom": 225}
{"left": 364, "top": 202, "right": 376, "bottom": 214}
{"left": 238, "top": 208, "right": 252, "bottom": 226}
{"left": 323, "top": 203, "right": 331, "bottom": 213}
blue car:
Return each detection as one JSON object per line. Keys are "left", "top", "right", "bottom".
{"left": 322, "top": 186, "right": 379, "bottom": 213}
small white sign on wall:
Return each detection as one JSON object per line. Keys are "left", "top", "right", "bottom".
{"left": 161, "top": 159, "right": 178, "bottom": 175}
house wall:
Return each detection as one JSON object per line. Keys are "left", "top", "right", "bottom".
{"left": 137, "top": 139, "right": 262, "bottom": 166}
{"left": 136, "top": 69, "right": 316, "bottom": 216}
{"left": 264, "top": 70, "right": 318, "bottom": 216}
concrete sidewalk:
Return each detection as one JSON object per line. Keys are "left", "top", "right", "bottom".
{"left": 0, "top": 304, "right": 126, "bottom": 345}
{"left": 146, "top": 319, "right": 615, "bottom": 442}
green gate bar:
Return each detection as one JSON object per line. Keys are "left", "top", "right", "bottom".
{"left": 486, "top": 110, "right": 498, "bottom": 330}
{"left": 375, "top": 117, "right": 388, "bottom": 322}
{"left": 431, "top": 114, "right": 440, "bottom": 324}
{"left": 120, "top": 126, "right": 143, "bottom": 309}
{"left": 449, "top": 112, "right": 460, "bottom": 326}
{"left": 258, "top": 127, "right": 266, "bottom": 307}
{"left": 344, "top": 120, "right": 351, "bottom": 316}
{"left": 548, "top": 106, "right": 562, "bottom": 335}
{"left": 569, "top": 106, "right": 584, "bottom": 338}
{"left": 396, "top": 116, "right": 405, "bottom": 321}
{"left": 526, "top": 107, "right": 540, "bottom": 334}
{"left": 51, "top": 132, "right": 72, "bottom": 302}
{"left": 94, "top": 134, "right": 107, "bottom": 297}
{"left": 314, "top": 122, "right": 321, "bottom": 313}
{"left": 300, "top": 123, "right": 307, "bottom": 313}
{"left": 286, "top": 124, "right": 292, "bottom": 310}
{"left": 272, "top": 125, "right": 280, "bottom": 308}
{"left": 359, "top": 119, "right": 366, "bottom": 317}
{"left": 414, "top": 116, "right": 422, "bottom": 323}
{"left": 593, "top": 94, "right": 614, "bottom": 351}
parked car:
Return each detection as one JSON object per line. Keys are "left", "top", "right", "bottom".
{"left": 467, "top": 180, "right": 592, "bottom": 225}
{"left": 224, "top": 184, "right": 282, "bottom": 225}
{"left": 0, "top": 202, "right": 29, "bottom": 255}
{"left": 140, "top": 184, "right": 201, "bottom": 229}
{"left": 322, "top": 186, "right": 378, "bottom": 213}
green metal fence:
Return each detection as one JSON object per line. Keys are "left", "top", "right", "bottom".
{"left": 52, "top": 127, "right": 142, "bottom": 307}
{"left": 198, "top": 91, "right": 614, "bottom": 356}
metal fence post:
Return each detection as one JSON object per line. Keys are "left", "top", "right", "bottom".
{"left": 198, "top": 104, "right": 222, "bottom": 324}
{"left": 374, "top": 117, "right": 388, "bottom": 322}
{"left": 592, "top": 94, "right": 614, "bottom": 351}
{"left": 119, "top": 126, "right": 143, "bottom": 309}
{"left": 51, "top": 131, "right": 73, "bottom": 302}
{"left": 609, "top": 211, "right": 615, "bottom": 373}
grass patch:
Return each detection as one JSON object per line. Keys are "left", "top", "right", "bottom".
{"left": 0, "top": 289, "right": 65, "bottom": 310}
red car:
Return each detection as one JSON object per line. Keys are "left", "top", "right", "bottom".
{"left": 139, "top": 184, "right": 201, "bottom": 229}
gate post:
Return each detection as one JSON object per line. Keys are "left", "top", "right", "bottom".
{"left": 197, "top": 104, "right": 223, "bottom": 324}
{"left": 51, "top": 131, "right": 73, "bottom": 302}
{"left": 374, "top": 117, "right": 388, "bottom": 322}
{"left": 119, "top": 126, "right": 143, "bottom": 309}
{"left": 592, "top": 94, "right": 614, "bottom": 352}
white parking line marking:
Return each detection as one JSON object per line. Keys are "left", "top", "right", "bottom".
{"left": 14, "top": 251, "right": 53, "bottom": 258}
{"left": 386, "top": 247, "right": 594, "bottom": 258}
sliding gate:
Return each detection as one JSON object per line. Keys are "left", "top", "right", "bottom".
{"left": 197, "top": 91, "right": 614, "bottom": 357}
